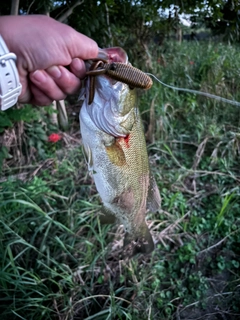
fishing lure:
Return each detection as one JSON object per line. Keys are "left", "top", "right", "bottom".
{"left": 86, "top": 60, "right": 153, "bottom": 104}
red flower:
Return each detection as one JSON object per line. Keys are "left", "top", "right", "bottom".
{"left": 48, "top": 133, "right": 61, "bottom": 143}
{"left": 189, "top": 61, "right": 194, "bottom": 65}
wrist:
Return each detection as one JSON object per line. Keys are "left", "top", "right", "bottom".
{"left": 0, "top": 35, "right": 22, "bottom": 111}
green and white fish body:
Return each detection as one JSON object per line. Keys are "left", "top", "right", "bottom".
{"left": 80, "top": 48, "right": 160, "bottom": 255}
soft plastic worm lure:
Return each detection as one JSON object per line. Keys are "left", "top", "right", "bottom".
{"left": 86, "top": 60, "right": 153, "bottom": 104}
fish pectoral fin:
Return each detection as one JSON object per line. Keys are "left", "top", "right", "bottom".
{"left": 99, "top": 206, "right": 117, "bottom": 224}
{"left": 147, "top": 175, "right": 161, "bottom": 212}
{"left": 105, "top": 139, "right": 126, "bottom": 166}
{"left": 123, "top": 222, "right": 154, "bottom": 256}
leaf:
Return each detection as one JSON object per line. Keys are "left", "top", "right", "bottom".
{"left": 0, "top": 112, "right": 13, "bottom": 128}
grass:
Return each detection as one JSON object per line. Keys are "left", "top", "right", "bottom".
{"left": 1, "top": 40, "right": 240, "bottom": 319}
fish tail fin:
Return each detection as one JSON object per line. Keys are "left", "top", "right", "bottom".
{"left": 123, "top": 222, "right": 154, "bottom": 256}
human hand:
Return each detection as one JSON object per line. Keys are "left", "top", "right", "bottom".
{"left": 0, "top": 15, "right": 98, "bottom": 105}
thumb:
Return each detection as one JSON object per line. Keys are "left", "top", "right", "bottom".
{"left": 68, "top": 29, "right": 99, "bottom": 60}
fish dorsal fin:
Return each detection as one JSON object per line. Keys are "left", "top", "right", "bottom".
{"left": 147, "top": 175, "right": 161, "bottom": 213}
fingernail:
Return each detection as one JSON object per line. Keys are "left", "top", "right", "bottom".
{"left": 32, "top": 70, "right": 46, "bottom": 83}
{"left": 72, "top": 58, "right": 83, "bottom": 71}
{"left": 47, "top": 66, "right": 61, "bottom": 79}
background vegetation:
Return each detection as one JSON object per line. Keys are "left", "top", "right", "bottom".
{"left": 0, "top": 1, "right": 240, "bottom": 319}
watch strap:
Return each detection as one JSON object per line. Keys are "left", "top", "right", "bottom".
{"left": 0, "top": 35, "right": 22, "bottom": 111}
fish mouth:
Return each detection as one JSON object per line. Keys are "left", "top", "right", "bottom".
{"left": 97, "top": 47, "right": 128, "bottom": 64}
{"left": 84, "top": 47, "right": 128, "bottom": 76}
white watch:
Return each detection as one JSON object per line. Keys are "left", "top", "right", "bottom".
{"left": 0, "top": 35, "right": 22, "bottom": 111}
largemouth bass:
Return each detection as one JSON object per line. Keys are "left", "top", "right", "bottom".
{"left": 80, "top": 47, "right": 161, "bottom": 256}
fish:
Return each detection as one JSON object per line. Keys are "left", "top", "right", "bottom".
{"left": 79, "top": 47, "right": 161, "bottom": 256}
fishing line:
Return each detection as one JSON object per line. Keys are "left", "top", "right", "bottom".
{"left": 146, "top": 73, "right": 240, "bottom": 107}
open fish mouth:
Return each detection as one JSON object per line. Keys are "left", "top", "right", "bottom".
{"left": 85, "top": 47, "right": 128, "bottom": 73}
{"left": 97, "top": 47, "right": 128, "bottom": 64}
